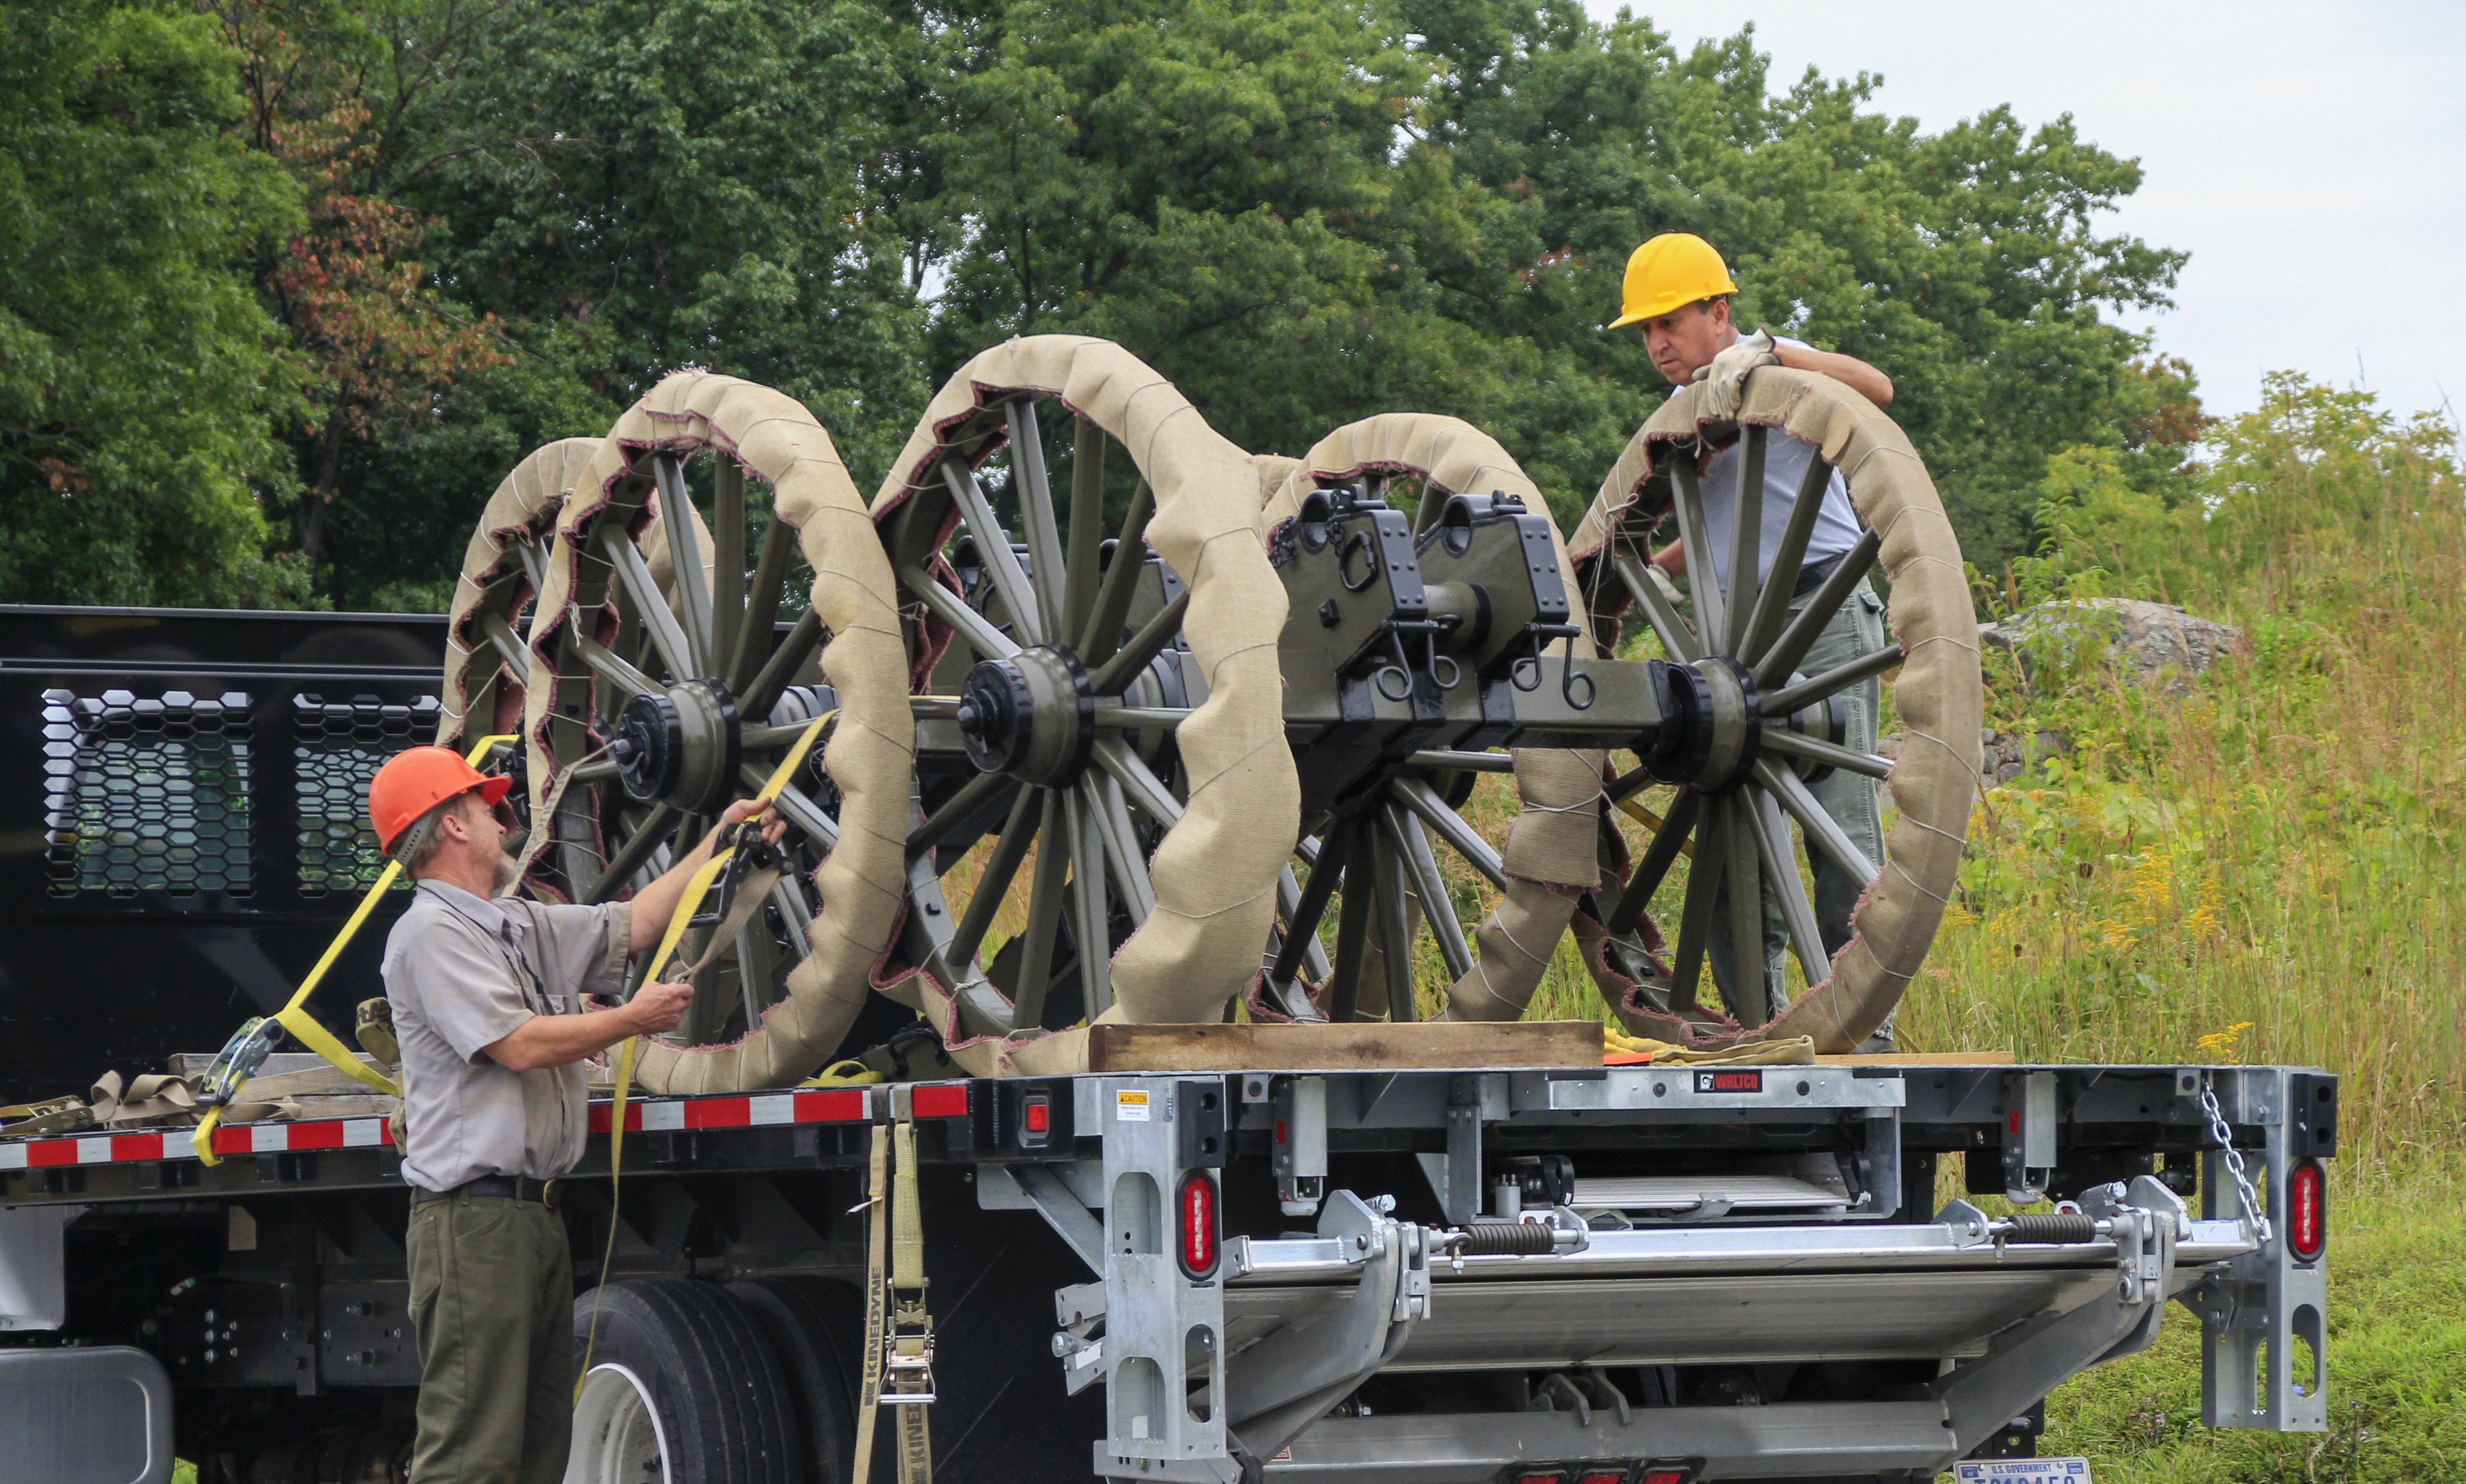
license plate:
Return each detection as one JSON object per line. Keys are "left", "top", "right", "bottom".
{"left": 1954, "top": 1461, "right": 2092, "bottom": 1484}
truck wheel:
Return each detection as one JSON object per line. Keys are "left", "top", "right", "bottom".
{"left": 568, "top": 1278, "right": 800, "bottom": 1484}
{"left": 724, "top": 1277, "right": 863, "bottom": 1483}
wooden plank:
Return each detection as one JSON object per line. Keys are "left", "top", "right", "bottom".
{"left": 1084, "top": 1020, "right": 1603, "bottom": 1073}
{"left": 1813, "top": 1051, "right": 2016, "bottom": 1066}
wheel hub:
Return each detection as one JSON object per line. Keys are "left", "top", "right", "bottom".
{"left": 955, "top": 645, "right": 1095, "bottom": 785}
{"left": 610, "top": 679, "right": 742, "bottom": 812}
{"left": 1643, "top": 658, "right": 1762, "bottom": 793}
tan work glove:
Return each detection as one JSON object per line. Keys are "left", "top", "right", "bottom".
{"left": 1695, "top": 327, "right": 1780, "bottom": 420}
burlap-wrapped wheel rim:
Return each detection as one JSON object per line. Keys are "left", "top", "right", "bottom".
{"left": 437, "top": 372, "right": 915, "bottom": 1094}
{"left": 1566, "top": 366, "right": 1983, "bottom": 1051}
{"left": 1252, "top": 414, "right": 1608, "bottom": 1025}
{"left": 870, "top": 335, "right": 1295, "bottom": 1074}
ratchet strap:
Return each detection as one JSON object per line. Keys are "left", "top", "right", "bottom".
{"left": 579, "top": 709, "right": 836, "bottom": 1402}
{"left": 854, "top": 1087, "right": 936, "bottom": 1484}
{"left": 194, "top": 732, "right": 519, "bottom": 1164}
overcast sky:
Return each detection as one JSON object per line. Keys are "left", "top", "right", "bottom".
{"left": 1585, "top": 1, "right": 2465, "bottom": 424}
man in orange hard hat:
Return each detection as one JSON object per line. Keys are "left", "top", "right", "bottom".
{"left": 1610, "top": 232, "right": 1895, "bottom": 1043}
{"left": 368, "top": 744, "right": 783, "bottom": 1483}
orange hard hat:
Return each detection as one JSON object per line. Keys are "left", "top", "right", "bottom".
{"left": 368, "top": 746, "right": 512, "bottom": 855}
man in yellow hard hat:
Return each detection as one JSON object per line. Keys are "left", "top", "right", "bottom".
{"left": 1610, "top": 232, "right": 1894, "bottom": 1043}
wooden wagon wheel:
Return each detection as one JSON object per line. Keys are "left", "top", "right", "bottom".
{"left": 1567, "top": 365, "right": 1983, "bottom": 1049}
{"left": 871, "top": 335, "right": 1294, "bottom": 1063}
{"left": 1252, "top": 414, "right": 1607, "bottom": 1026}
{"left": 439, "top": 371, "right": 914, "bottom": 1091}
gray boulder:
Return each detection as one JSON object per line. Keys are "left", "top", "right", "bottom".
{"left": 1981, "top": 598, "right": 2246, "bottom": 694}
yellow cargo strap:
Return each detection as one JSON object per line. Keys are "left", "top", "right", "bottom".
{"left": 1615, "top": 797, "right": 1692, "bottom": 859}
{"left": 194, "top": 733, "right": 519, "bottom": 1165}
{"left": 577, "top": 709, "right": 834, "bottom": 1403}
{"left": 854, "top": 1087, "right": 936, "bottom": 1484}
{"left": 1603, "top": 1025, "right": 1818, "bottom": 1066}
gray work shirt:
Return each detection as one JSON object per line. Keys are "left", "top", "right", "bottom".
{"left": 1692, "top": 335, "right": 1864, "bottom": 594}
{"left": 380, "top": 879, "right": 631, "bottom": 1193}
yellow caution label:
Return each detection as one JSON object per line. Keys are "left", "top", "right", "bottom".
{"left": 1114, "top": 1089, "right": 1152, "bottom": 1123}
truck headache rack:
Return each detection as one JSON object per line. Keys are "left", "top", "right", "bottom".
{"left": 3, "top": 1059, "right": 2332, "bottom": 1482}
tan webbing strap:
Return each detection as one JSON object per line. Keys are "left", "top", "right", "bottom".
{"left": 853, "top": 1114, "right": 893, "bottom": 1484}
{"left": 889, "top": 1100, "right": 935, "bottom": 1483}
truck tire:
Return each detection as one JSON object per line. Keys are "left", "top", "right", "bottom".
{"left": 724, "top": 1277, "right": 863, "bottom": 1484}
{"left": 568, "top": 1278, "right": 800, "bottom": 1484}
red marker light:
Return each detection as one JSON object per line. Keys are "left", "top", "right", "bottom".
{"left": 1023, "top": 1099, "right": 1050, "bottom": 1134}
{"left": 1177, "top": 1171, "right": 1219, "bottom": 1279}
{"left": 1576, "top": 1471, "right": 1630, "bottom": 1484}
{"left": 1641, "top": 1471, "right": 1692, "bottom": 1484}
{"left": 2287, "top": 1158, "right": 2327, "bottom": 1262}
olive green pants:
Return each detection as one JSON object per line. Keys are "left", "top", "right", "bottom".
{"left": 1707, "top": 576, "right": 1891, "bottom": 1042}
{"left": 406, "top": 1193, "right": 573, "bottom": 1484}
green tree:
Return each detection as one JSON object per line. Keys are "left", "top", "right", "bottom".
{"left": 1406, "top": 6, "right": 2187, "bottom": 562}
{"left": 0, "top": 1, "right": 311, "bottom": 607}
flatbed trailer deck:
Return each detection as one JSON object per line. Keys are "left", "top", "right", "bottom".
{"left": 3, "top": 1054, "right": 2335, "bottom": 1483}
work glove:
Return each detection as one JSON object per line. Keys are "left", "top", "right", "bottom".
{"left": 1694, "top": 328, "right": 1780, "bottom": 421}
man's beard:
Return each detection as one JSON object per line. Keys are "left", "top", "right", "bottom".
{"left": 491, "top": 845, "right": 521, "bottom": 895}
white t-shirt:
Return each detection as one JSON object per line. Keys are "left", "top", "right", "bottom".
{"left": 1689, "top": 335, "right": 1862, "bottom": 594}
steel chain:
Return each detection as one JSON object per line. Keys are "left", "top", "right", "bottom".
{"left": 2200, "top": 1072, "right": 2272, "bottom": 1244}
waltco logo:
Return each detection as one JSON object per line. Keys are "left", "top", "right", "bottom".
{"left": 1694, "top": 1069, "right": 1763, "bottom": 1094}
{"left": 1115, "top": 1089, "right": 1152, "bottom": 1123}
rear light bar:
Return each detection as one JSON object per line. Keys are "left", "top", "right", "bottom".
{"left": 1503, "top": 1464, "right": 1693, "bottom": 1484}
{"left": 1176, "top": 1170, "right": 1220, "bottom": 1279}
{"left": 2287, "top": 1157, "right": 2327, "bottom": 1262}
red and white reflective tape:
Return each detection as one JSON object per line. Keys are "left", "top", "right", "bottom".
{"left": 1, "top": 1082, "right": 973, "bottom": 1172}
{"left": 0, "top": 1118, "right": 394, "bottom": 1171}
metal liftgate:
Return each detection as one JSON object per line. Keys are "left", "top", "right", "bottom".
{"left": 992, "top": 1063, "right": 2331, "bottom": 1484}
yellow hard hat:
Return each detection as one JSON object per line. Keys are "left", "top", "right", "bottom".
{"left": 1608, "top": 233, "right": 1738, "bottom": 329}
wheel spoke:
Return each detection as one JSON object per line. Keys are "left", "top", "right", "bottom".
{"left": 1387, "top": 804, "right": 1473, "bottom": 983}
{"left": 1370, "top": 828, "right": 1418, "bottom": 1022}
{"left": 1007, "top": 399, "right": 1069, "bottom": 641}
{"left": 1078, "top": 480, "right": 1154, "bottom": 665}
{"left": 772, "top": 874, "right": 812, "bottom": 960}
{"left": 940, "top": 460, "right": 1043, "bottom": 645}
{"left": 479, "top": 610, "right": 531, "bottom": 679}
{"left": 1747, "top": 786, "right": 1828, "bottom": 985}
{"left": 736, "top": 911, "right": 775, "bottom": 1023}
{"left": 711, "top": 460, "right": 746, "bottom": 683}
{"left": 900, "top": 565, "right": 1022, "bottom": 661}
{"left": 727, "top": 508, "right": 796, "bottom": 697}
{"left": 573, "top": 631, "right": 658, "bottom": 700}
{"left": 743, "top": 765, "right": 840, "bottom": 849}
{"left": 1325, "top": 819, "right": 1376, "bottom": 1023}
{"left": 1093, "top": 738, "right": 1183, "bottom": 827}
{"left": 586, "top": 803, "right": 678, "bottom": 904}
{"left": 1066, "top": 789, "right": 1113, "bottom": 1017}
{"left": 1271, "top": 827, "right": 1349, "bottom": 993}
{"left": 1607, "top": 786, "right": 1701, "bottom": 938}
{"left": 1752, "top": 526, "right": 1881, "bottom": 689}
{"left": 1011, "top": 792, "right": 1069, "bottom": 1027}
{"left": 515, "top": 535, "right": 547, "bottom": 597}
{"left": 1722, "top": 425, "right": 1765, "bottom": 656}
{"left": 909, "top": 771, "right": 1010, "bottom": 857}
{"left": 1754, "top": 757, "right": 1879, "bottom": 887}
{"left": 949, "top": 786, "right": 1039, "bottom": 973}
{"left": 1091, "top": 774, "right": 1155, "bottom": 924}
{"left": 741, "top": 607, "right": 822, "bottom": 722}
{"left": 1759, "top": 727, "right": 1892, "bottom": 781}
{"left": 1391, "top": 776, "right": 1507, "bottom": 892}
{"left": 1762, "top": 645, "right": 1902, "bottom": 718}
{"left": 1665, "top": 795, "right": 1726, "bottom": 1016}
{"left": 600, "top": 523, "right": 694, "bottom": 683}
{"left": 1065, "top": 417, "right": 1107, "bottom": 642}
{"left": 1668, "top": 462, "right": 1727, "bottom": 659}
{"left": 653, "top": 454, "right": 716, "bottom": 675}
{"left": 1273, "top": 865, "right": 1334, "bottom": 992}
{"left": 1738, "top": 449, "right": 1837, "bottom": 667}
{"left": 1718, "top": 794, "right": 1769, "bottom": 1023}
{"left": 1087, "top": 590, "right": 1189, "bottom": 697}
{"left": 1611, "top": 545, "right": 1700, "bottom": 663}
{"left": 1405, "top": 748, "right": 1515, "bottom": 773}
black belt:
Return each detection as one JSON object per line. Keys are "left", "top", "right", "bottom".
{"left": 412, "top": 1175, "right": 562, "bottom": 1209}
{"left": 1793, "top": 551, "right": 1849, "bottom": 598}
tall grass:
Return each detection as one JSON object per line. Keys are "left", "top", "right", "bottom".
{"left": 1903, "top": 376, "right": 2465, "bottom": 1175}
